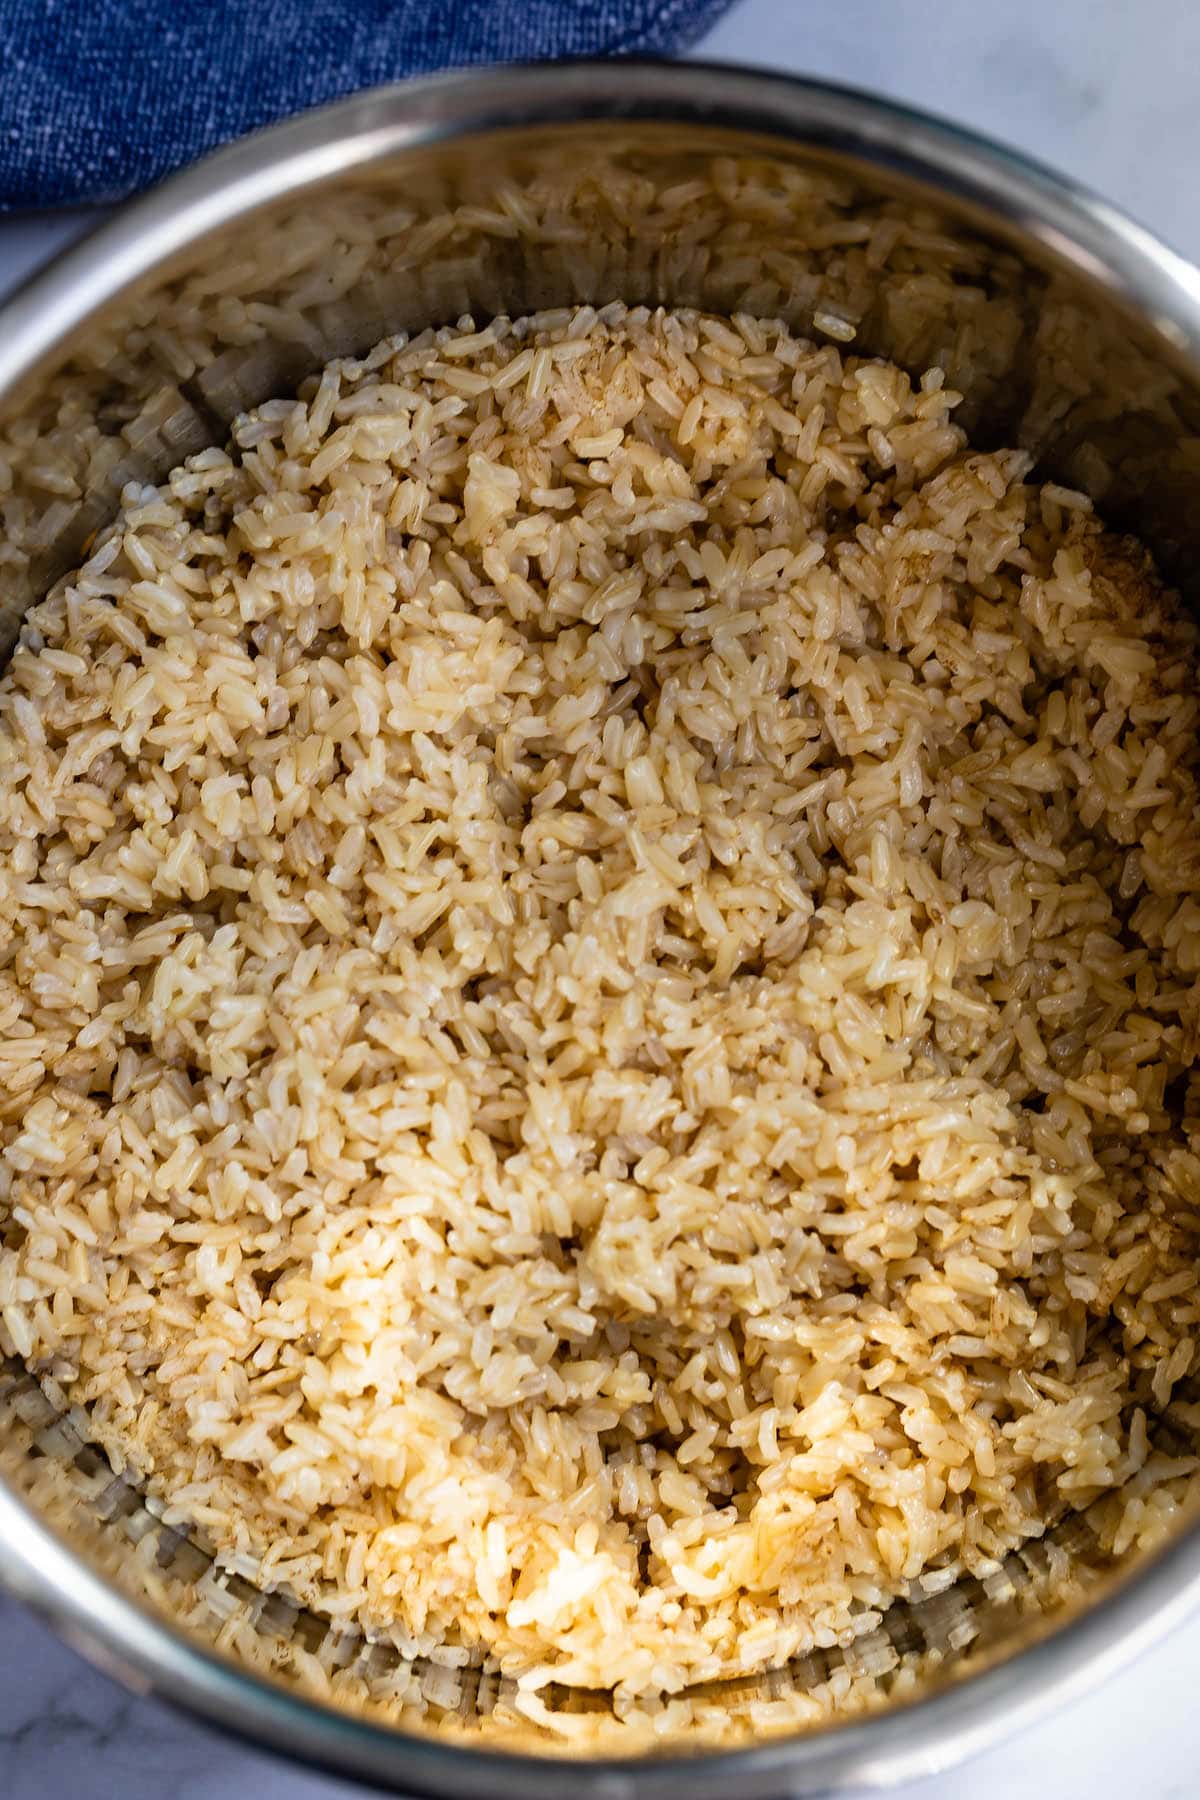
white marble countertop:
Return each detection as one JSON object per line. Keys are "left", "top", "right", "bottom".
{"left": 1, "top": 1, "right": 1198, "bottom": 1794}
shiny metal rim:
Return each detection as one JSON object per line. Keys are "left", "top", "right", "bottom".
{"left": 2, "top": 58, "right": 1200, "bottom": 1797}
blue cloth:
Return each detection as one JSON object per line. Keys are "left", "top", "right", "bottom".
{"left": 0, "top": 0, "right": 732, "bottom": 210}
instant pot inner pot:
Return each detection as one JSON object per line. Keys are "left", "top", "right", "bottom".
{"left": 2, "top": 108, "right": 1200, "bottom": 1760}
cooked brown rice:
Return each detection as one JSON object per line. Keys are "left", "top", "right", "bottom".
{"left": 2, "top": 304, "right": 1199, "bottom": 1727}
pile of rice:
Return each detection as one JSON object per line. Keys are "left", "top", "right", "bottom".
{"left": 2, "top": 304, "right": 1199, "bottom": 1719}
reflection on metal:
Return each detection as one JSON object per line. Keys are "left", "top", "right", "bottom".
{"left": 2, "top": 60, "right": 1200, "bottom": 1799}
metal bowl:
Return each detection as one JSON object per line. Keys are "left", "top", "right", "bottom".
{"left": 3, "top": 59, "right": 1200, "bottom": 1797}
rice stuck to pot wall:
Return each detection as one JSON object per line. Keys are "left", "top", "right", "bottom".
{"left": 1, "top": 304, "right": 1199, "bottom": 1727}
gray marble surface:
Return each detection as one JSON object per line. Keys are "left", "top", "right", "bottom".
{"left": 1, "top": 0, "right": 1198, "bottom": 1793}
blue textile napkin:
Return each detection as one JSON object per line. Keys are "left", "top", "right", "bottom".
{"left": 1, "top": 0, "right": 733, "bottom": 210}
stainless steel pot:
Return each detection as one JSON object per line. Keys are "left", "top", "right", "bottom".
{"left": 2, "top": 59, "right": 1200, "bottom": 1798}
